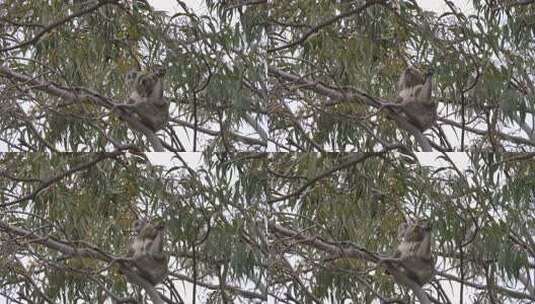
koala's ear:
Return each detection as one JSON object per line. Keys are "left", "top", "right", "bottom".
{"left": 415, "top": 219, "right": 431, "bottom": 230}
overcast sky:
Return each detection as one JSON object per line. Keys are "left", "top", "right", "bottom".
{"left": 419, "top": 0, "right": 474, "bottom": 12}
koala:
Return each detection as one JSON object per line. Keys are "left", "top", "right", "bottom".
{"left": 391, "top": 219, "right": 435, "bottom": 286}
{"left": 393, "top": 66, "right": 437, "bottom": 131}
{"left": 126, "top": 218, "right": 168, "bottom": 285}
{"left": 119, "top": 68, "right": 169, "bottom": 132}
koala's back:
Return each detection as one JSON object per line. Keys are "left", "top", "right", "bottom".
{"left": 399, "top": 99, "right": 437, "bottom": 131}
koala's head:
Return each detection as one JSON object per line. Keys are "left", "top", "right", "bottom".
{"left": 414, "top": 218, "right": 431, "bottom": 231}
{"left": 398, "top": 218, "right": 431, "bottom": 242}
{"left": 132, "top": 218, "right": 148, "bottom": 235}
{"left": 399, "top": 67, "right": 425, "bottom": 90}
{"left": 134, "top": 73, "right": 157, "bottom": 97}
{"left": 153, "top": 65, "right": 166, "bottom": 77}
{"left": 407, "top": 220, "right": 431, "bottom": 241}
{"left": 125, "top": 70, "right": 139, "bottom": 90}
{"left": 154, "top": 222, "right": 165, "bottom": 231}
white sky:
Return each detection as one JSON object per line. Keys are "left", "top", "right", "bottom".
{"left": 416, "top": 152, "right": 470, "bottom": 169}
{"left": 419, "top": 0, "right": 474, "bottom": 13}
{"left": 146, "top": 151, "right": 202, "bottom": 168}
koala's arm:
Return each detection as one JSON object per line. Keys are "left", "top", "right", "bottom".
{"left": 398, "top": 68, "right": 411, "bottom": 90}
{"left": 127, "top": 239, "right": 136, "bottom": 257}
{"left": 416, "top": 230, "right": 432, "bottom": 259}
{"left": 120, "top": 97, "right": 150, "bottom": 108}
{"left": 387, "top": 223, "right": 408, "bottom": 260}
{"left": 416, "top": 72, "right": 433, "bottom": 104}
{"left": 120, "top": 92, "right": 166, "bottom": 110}
{"left": 147, "top": 226, "right": 165, "bottom": 260}
{"left": 398, "top": 67, "right": 424, "bottom": 90}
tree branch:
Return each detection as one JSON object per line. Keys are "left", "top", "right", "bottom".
{"left": 267, "top": 151, "right": 404, "bottom": 204}
{"left": 0, "top": 0, "right": 117, "bottom": 53}
{"left": 0, "top": 65, "right": 165, "bottom": 151}
{"left": 439, "top": 271, "right": 535, "bottom": 301}
{"left": 0, "top": 149, "right": 127, "bottom": 207}
{"left": 170, "top": 273, "right": 266, "bottom": 301}
{"left": 120, "top": 267, "right": 164, "bottom": 304}
{"left": 268, "top": 0, "right": 386, "bottom": 53}
{"left": 268, "top": 222, "right": 432, "bottom": 304}
{"left": 0, "top": 220, "right": 165, "bottom": 304}
{"left": 172, "top": 118, "right": 267, "bottom": 147}
{"left": 268, "top": 66, "right": 433, "bottom": 151}
{"left": 441, "top": 117, "right": 535, "bottom": 148}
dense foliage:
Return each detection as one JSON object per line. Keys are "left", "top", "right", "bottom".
{"left": 1, "top": 0, "right": 535, "bottom": 303}
{"left": 1, "top": 152, "right": 535, "bottom": 303}
{"left": 0, "top": 0, "right": 267, "bottom": 152}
